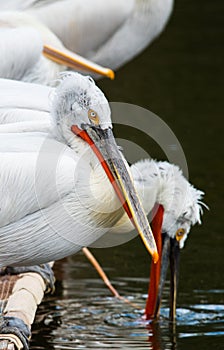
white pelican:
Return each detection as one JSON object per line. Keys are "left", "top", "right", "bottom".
{"left": 118, "top": 159, "right": 205, "bottom": 320}
{"left": 0, "top": 0, "right": 173, "bottom": 80}
{"left": 0, "top": 78, "right": 205, "bottom": 320}
{"left": 0, "top": 73, "right": 158, "bottom": 267}
{"left": 90, "top": 158, "right": 205, "bottom": 320}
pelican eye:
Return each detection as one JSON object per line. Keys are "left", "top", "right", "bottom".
{"left": 88, "top": 109, "right": 99, "bottom": 125}
{"left": 175, "top": 228, "right": 186, "bottom": 242}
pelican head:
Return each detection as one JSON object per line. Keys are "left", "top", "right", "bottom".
{"left": 52, "top": 73, "right": 111, "bottom": 146}
{"left": 52, "top": 73, "right": 158, "bottom": 262}
{"left": 132, "top": 159, "right": 205, "bottom": 320}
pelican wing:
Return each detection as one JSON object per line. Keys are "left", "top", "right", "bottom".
{"left": 0, "top": 132, "right": 78, "bottom": 227}
{"left": 0, "top": 79, "right": 74, "bottom": 227}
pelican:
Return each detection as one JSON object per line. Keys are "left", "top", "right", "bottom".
{"left": 0, "top": 0, "right": 173, "bottom": 81}
{"left": 78, "top": 158, "right": 205, "bottom": 320}
{"left": 0, "top": 73, "right": 158, "bottom": 267}
{"left": 0, "top": 78, "right": 205, "bottom": 320}
{"left": 102, "top": 159, "right": 205, "bottom": 320}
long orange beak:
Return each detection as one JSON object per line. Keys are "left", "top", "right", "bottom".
{"left": 145, "top": 204, "right": 164, "bottom": 319}
{"left": 71, "top": 125, "right": 158, "bottom": 263}
{"left": 43, "top": 44, "right": 114, "bottom": 80}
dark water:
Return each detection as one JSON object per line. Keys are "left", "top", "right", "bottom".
{"left": 31, "top": 0, "right": 224, "bottom": 349}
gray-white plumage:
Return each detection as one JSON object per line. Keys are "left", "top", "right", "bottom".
{"left": 0, "top": 0, "right": 173, "bottom": 82}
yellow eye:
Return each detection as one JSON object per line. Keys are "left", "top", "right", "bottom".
{"left": 175, "top": 228, "right": 186, "bottom": 242}
{"left": 88, "top": 109, "right": 99, "bottom": 125}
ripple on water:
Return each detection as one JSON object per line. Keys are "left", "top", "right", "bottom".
{"left": 31, "top": 289, "right": 224, "bottom": 349}
{"left": 173, "top": 302, "right": 224, "bottom": 340}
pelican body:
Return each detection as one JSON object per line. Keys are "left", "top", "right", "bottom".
{"left": 0, "top": 74, "right": 158, "bottom": 267}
